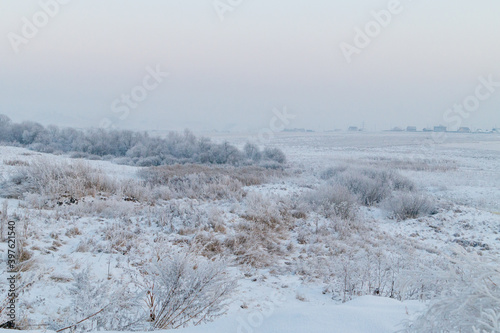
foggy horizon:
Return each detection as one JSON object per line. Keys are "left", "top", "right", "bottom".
{"left": 2, "top": 0, "right": 500, "bottom": 132}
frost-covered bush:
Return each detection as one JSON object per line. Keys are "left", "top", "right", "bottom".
{"left": 50, "top": 268, "right": 143, "bottom": 332}
{"left": 136, "top": 156, "right": 162, "bottom": 167}
{"left": 243, "top": 142, "right": 262, "bottom": 162}
{"left": 263, "top": 147, "right": 287, "bottom": 164}
{"left": 65, "top": 269, "right": 113, "bottom": 331}
{"left": 320, "top": 165, "right": 349, "bottom": 180}
{"left": 259, "top": 161, "right": 286, "bottom": 170}
{"left": 387, "top": 173, "right": 415, "bottom": 192}
{"left": 320, "top": 166, "right": 416, "bottom": 206}
{"left": 339, "top": 171, "right": 390, "bottom": 206}
{"left": 406, "top": 246, "right": 500, "bottom": 333}
{"left": 384, "top": 192, "right": 436, "bottom": 220}
{"left": 305, "top": 183, "right": 358, "bottom": 221}
{"left": 143, "top": 252, "right": 236, "bottom": 329}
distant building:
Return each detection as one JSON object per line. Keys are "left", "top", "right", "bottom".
{"left": 284, "top": 128, "right": 315, "bottom": 133}
{"left": 406, "top": 126, "right": 417, "bottom": 132}
{"left": 458, "top": 127, "right": 471, "bottom": 133}
{"left": 423, "top": 127, "right": 433, "bottom": 132}
{"left": 348, "top": 126, "right": 358, "bottom": 132}
{"left": 391, "top": 127, "right": 404, "bottom": 132}
{"left": 284, "top": 128, "right": 306, "bottom": 133}
{"left": 492, "top": 128, "right": 499, "bottom": 133}
{"left": 434, "top": 125, "right": 447, "bottom": 132}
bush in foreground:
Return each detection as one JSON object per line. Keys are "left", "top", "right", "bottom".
{"left": 143, "top": 253, "right": 236, "bottom": 329}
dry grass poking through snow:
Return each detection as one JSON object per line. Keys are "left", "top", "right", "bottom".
{"left": 0, "top": 159, "right": 139, "bottom": 203}
{"left": 229, "top": 192, "right": 293, "bottom": 267}
{"left": 139, "top": 164, "right": 285, "bottom": 201}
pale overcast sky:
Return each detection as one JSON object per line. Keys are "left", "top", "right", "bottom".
{"left": 1, "top": 0, "right": 499, "bottom": 132}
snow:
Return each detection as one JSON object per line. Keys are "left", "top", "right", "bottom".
{"left": 174, "top": 296, "right": 422, "bottom": 333}
{"left": 1, "top": 131, "right": 499, "bottom": 332}
{"left": 0, "top": 296, "right": 422, "bottom": 333}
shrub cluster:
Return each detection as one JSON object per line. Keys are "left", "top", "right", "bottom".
{"left": 383, "top": 192, "right": 437, "bottom": 221}
{"left": 318, "top": 165, "right": 436, "bottom": 221}
{"left": 304, "top": 183, "right": 358, "bottom": 221}
{"left": 0, "top": 114, "right": 286, "bottom": 167}
{"left": 321, "top": 166, "right": 415, "bottom": 206}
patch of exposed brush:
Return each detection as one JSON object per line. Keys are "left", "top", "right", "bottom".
{"left": 139, "top": 164, "right": 285, "bottom": 201}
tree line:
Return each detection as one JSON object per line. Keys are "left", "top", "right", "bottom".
{"left": 0, "top": 114, "right": 286, "bottom": 167}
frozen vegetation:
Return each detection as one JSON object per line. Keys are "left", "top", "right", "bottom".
{"left": 0, "top": 126, "right": 499, "bottom": 332}
{"left": 0, "top": 115, "right": 286, "bottom": 167}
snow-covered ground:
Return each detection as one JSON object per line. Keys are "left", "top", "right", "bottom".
{"left": 208, "top": 131, "right": 500, "bottom": 212}
{"left": 175, "top": 296, "right": 423, "bottom": 333}
{"left": 0, "top": 131, "right": 499, "bottom": 332}
{"left": 0, "top": 294, "right": 423, "bottom": 333}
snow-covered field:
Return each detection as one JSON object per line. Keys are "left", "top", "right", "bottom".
{"left": 0, "top": 131, "right": 499, "bottom": 332}
{"left": 209, "top": 131, "right": 500, "bottom": 212}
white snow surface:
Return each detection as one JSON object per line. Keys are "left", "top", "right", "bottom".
{"left": 0, "top": 131, "right": 499, "bottom": 333}
{"left": 173, "top": 296, "right": 422, "bottom": 333}
{"left": 0, "top": 295, "right": 422, "bottom": 333}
